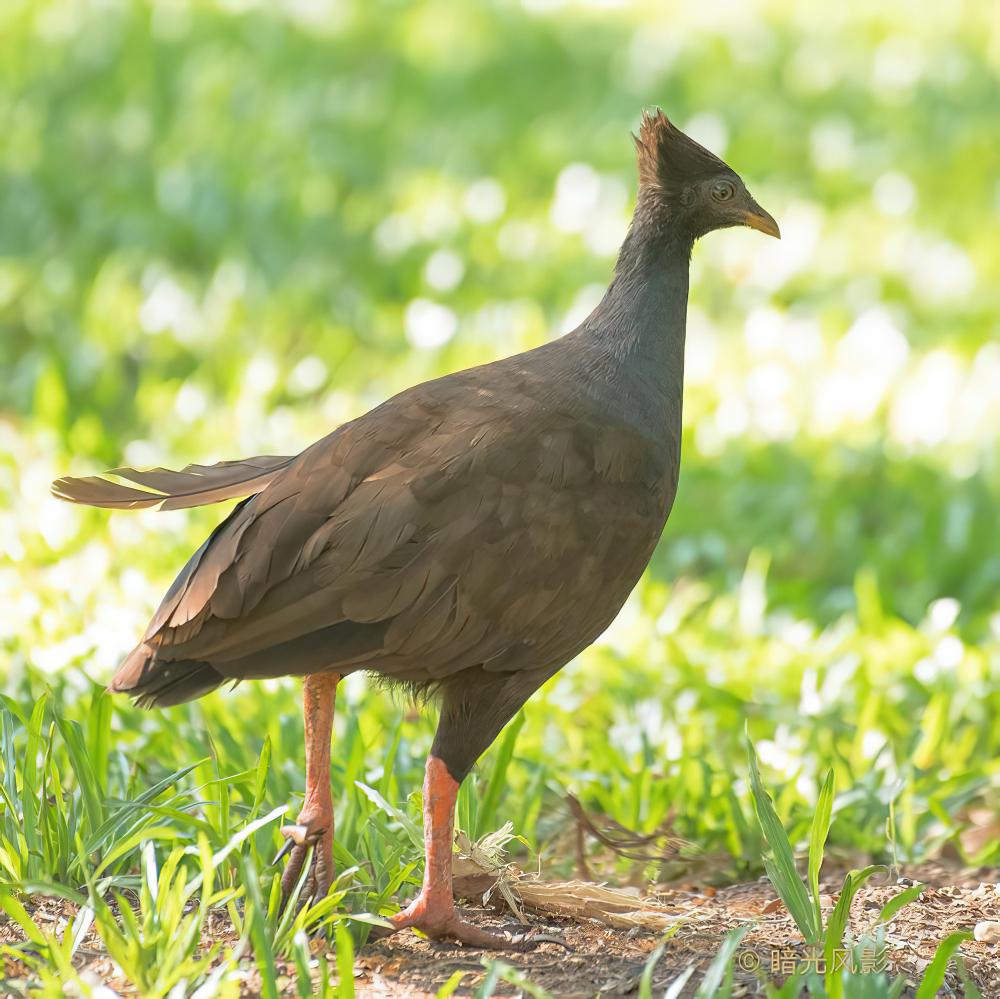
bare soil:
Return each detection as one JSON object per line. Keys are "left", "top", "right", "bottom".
{"left": 4, "top": 862, "right": 999, "bottom": 997}
{"left": 355, "top": 862, "right": 1000, "bottom": 997}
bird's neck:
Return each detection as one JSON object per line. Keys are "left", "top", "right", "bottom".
{"left": 579, "top": 199, "right": 693, "bottom": 403}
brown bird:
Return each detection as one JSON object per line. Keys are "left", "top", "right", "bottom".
{"left": 52, "top": 109, "right": 778, "bottom": 948}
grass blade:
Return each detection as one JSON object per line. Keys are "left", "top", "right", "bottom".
{"left": 694, "top": 924, "right": 750, "bottom": 998}
{"left": 477, "top": 712, "right": 525, "bottom": 838}
{"left": 914, "top": 931, "right": 973, "bottom": 999}
{"left": 435, "top": 971, "right": 471, "bottom": 998}
{"left": 824, "top": 865, "right": 885, "bottom": 998}
{"left": 878, "top": 883, "right": 925, "bottom": 923}
{"left": 354, "top": 781, "right": 422, "bottom": 849}
{"left": 747, "top": 736, "right": 818, "bottom": 942}
{"left": 334, "top": 920, "right": 355, "bottom": 998}
{"left": 638, "top": 924, "right": 681, "bottom": 999}
{"left": 807, "top": 769, "right": 835, "bottom": 931}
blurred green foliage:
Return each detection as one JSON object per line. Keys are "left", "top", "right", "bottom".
{"left": 3, "top": 0, "right": 998, "bottom": 447}
{"left": 0, "top": 2, "right": 999, "bottom": 989}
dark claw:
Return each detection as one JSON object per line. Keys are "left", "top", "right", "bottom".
{"left": 272, "top": 837, "right": 296, "bottom": 866}
{"left": 516, "top": 932, "right": 573, "bottom": 952}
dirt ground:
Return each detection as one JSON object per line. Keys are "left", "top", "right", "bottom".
{"left": 5, "top": 862, "right": 1000, "bottom": 997}
{"left": 354, "top": 862, "right": 1000, "bottom": 997}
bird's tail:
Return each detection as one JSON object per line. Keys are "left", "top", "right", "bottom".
{"left": 109, "top": 640, "right": 227, "bottom": 707}
{"left": 51, "top": 455, "right": 293, "bottom": 511}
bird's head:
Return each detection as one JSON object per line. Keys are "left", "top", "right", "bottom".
{"left": 633, "top": 108, "right": 779, "bottom": 242}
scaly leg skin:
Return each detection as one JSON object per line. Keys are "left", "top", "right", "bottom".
{"left": 278, "top": 672, "right": 340, "bottom": 912}
{"left": 386, "top": 755, "right": 523, "bottom": 949}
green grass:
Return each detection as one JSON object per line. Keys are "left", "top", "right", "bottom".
{"left": 0, "top": 699, "right": 985, "bottom": 994}
{"left": 613, "top": 745, "right": 977, "bottom": 996}
{"left": 746, "top": 735, "right": 958, "bottom": 996}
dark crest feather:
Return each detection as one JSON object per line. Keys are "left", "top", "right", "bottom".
{"left": 633, "top": 108, "right": 731, "bottom": 191}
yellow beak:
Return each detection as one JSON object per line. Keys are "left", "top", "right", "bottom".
{"left": 743, "top": 203, "right": 780, "bottom": 239}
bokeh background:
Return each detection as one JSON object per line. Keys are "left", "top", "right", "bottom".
{"left": 1, "top": 0, "right": 999, "bottom": 892}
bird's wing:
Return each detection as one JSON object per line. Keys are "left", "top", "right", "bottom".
{"left": 123, "top": 371, "right": 670, "bottom": 686}
{"left": 51, "top": 455, "right": 294, "bottom": 510}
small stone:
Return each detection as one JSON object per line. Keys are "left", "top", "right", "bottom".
{"left": 974, "top": 920, "right": 1000, "bottom": 944}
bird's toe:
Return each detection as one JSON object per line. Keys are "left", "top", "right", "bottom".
{"left": 431, "top": 914, "right": 521, "bottom": 949}
{"left": 383, "top": 897, "right": 525, "bottom": 950}
{"left": 276, "top": 812, "right": 335, "bottom": 914}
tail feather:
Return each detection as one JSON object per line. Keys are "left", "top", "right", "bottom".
{"left": 110, "top": 641, "right": 226, "bottom": 707}
{"left": 51, "top": 455, "right": 293, "bottom": 511}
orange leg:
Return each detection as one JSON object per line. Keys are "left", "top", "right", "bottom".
{"left": 387, "top": 756, "right": 515, "bottom": 948}
{"left": 279, "top": 672, "right": 340, "bottom": 909}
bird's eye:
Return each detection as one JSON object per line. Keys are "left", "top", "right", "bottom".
{"left": 711, "top": 181, "right": 736, "bottom": 202}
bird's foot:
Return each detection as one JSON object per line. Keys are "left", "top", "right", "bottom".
{"left": 275, "top": 811, "right": 334, "bottom": 912}
{"left": 380, "top": 893, "right": 536, "bottom": 950}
